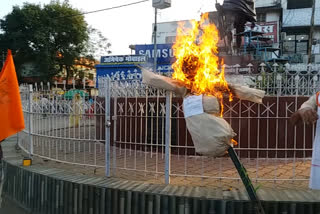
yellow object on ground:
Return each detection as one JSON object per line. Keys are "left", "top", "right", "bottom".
{"left": 22, "top": 157, "right": 32, "bottom": 166}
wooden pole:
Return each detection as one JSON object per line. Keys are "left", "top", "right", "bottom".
{"left": 308, "top": 0, "right": 316, "bottom": 64}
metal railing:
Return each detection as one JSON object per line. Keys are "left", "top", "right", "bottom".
{"left": 99, "top": 63, "right": 320, "bottom": 96}
{"left": 18, "top": 63, "right": 320, "bottom": 189}
{"left": 20, "top": 85, "right": 107, "bottom": 169}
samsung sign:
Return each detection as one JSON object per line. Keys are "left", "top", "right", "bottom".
{"left": 134, "top": 44, "right": 175, "bottom": 64}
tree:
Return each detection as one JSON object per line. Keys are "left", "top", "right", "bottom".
{"left": 64, "top": 26, "right": 112, "bottom": 83}
{"left": 85, "top": 26, "right": 112, "bottom": 61}
{"left": 53, "top": 26, "right": 112, "bottom": 86}
{"left": 0, "top": 0, "right": 89, "bottom": 83}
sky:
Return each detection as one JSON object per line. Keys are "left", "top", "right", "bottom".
{"left": 0, "top": 0, "right": 222, "bottom": 56}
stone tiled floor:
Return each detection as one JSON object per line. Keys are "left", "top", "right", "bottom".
{"left": 28, "top": 142, "right": 311, "bottom": 190}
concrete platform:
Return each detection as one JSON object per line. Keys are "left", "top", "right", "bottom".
{"left": 2, "top": 136, "right": 320, "bottom": 214}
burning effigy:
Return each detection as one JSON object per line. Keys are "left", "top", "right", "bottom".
{"left": 141, "top": 13, "right": 265, "bottom": 157}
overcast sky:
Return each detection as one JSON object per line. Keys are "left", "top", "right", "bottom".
{"left": 0, "top": 0, "right": 222, "bottom": 55}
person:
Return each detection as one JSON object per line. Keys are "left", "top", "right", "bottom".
{"left": 290, "top": 92, "right": 320, "bottom": 189}
{"left": 69, "top": 93, "right": 83, "bottom": 127}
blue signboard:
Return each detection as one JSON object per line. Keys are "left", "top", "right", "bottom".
{"left": 134, "top": 44, "right": 175, "bottom": 64}
{"left": 96, "top": 44, "right": 176, "bottom": 85}
{"left": 96, "top": 64, "right": 173, "bottom": 81}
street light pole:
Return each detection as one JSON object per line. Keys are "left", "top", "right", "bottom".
{"left": 308, "top": 0, "right": 316, "bottom": 64}
{"left": 152, "top": 0, "right": 171, "bottom": 73}
{"left": 153, "top": 8, "right": 158, "bottom": 73}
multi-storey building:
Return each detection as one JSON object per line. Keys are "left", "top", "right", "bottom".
{"left": 152, "top": 0, "right": 320, "bottom": 63}
{"left": 281, "top": 0, "right": 320, "bottom": 63}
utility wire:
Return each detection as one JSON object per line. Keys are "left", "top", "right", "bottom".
{"left": 55, "top": 0, "right": 149, "bottom": 19}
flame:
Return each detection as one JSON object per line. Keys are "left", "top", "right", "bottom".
{"left": 172, "top": 13, "right": 233, "bottom": 116}
{"left": 231, "top": 139, "right": 238, "bottom": 146}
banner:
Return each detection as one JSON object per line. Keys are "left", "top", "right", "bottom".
{"left": 245, "top": 21, "right": 278, "bottom": 43}
{"left": 100, "top": 55, "right": 147, "bottom": 65}
{"left": 0, "top": 50, "right": 25, "bottom": 141}
{"left": 217, "top": 21, "right": 279, "bottom": 47}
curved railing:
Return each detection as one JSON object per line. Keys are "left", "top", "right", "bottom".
{"left": 18, "top": 64, "right": 320, "bottom": 189}
{"left": 20, "top": 89, "right": 107, "bottom": 168}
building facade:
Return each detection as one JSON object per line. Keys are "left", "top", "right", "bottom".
{"left": 153, "top": 0, "right": 320, "bottom": 64}
{"left": 256, "top": 0, "right": 320, "bottom": 63}
{"left": 255, "top": 0, "right": 281, "bottom": 59}
{"left": 152, "top": 20, "right": 192, "bottom": 44}
{"left": 281, "top": 0, "right": 320, "bottom": 63}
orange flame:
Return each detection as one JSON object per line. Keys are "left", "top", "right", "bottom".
{"left": 172, "top": 13, "right": 233, "bottom": 116}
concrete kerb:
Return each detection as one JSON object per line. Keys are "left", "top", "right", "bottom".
{"left": 1, "top": 136, "right": 320, "bottom": 214}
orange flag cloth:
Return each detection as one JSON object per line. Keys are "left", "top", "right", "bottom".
{"left": 0, "top": 50, "right": 25, "bottom": 141}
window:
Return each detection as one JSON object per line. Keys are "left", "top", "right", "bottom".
{"left": 165, "top": 36, "right": 176, "bottom": 43}
{"left": 283, "top": 41, "right": 295, "bottom": 54}
{"left": 296, "top": 41, "right": 308, "bottom": 53}
{"left": 296, "top": 35, "right": 309, "bottom": 41}
{"left": 283, "top": 34, "right": 309, "bottom": 54}
{"left": 287, "top": 0, "right": 312, "bottom": 9}
{"left": 256, "top": 13, "right": 266, "bottom": 23}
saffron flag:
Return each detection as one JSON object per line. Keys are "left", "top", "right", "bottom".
{"left": 0, "top": 50, "right": 25, "bottom": 141}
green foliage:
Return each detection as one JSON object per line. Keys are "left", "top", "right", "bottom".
{"left": 0, "top": 0, "right": 91, "bottom": 82}
{"left": 254, "top": 184, "right": 262, "bottom": 193}
{"left": 85, "top": 26, "right": 112, "bottom": 60}
{"left": 63, "top": 26, "right": 112, "bottom": 83}
{"left": 250, "top": 64, "right": 286, "bottom": 95}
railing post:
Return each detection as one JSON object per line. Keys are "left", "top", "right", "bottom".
{"left": 247, "top": 63, "right": 253, "bottom": 74}
{"left": 105, "top": 78, "right": 111, "bottom": 177}
{"left": 272, "top": 63, "right": 279, "bottom": 73}
{"left": 165, "top": 91, "right": 172, "bottom": 184}
{"left": 259, "top": 63, "right": 266, "bottom": 92}
{"left": 312, "top": 75, "right": 318, "bottom": 95}
{"left": 257, "top": 76, "right": 263, "bottom": 89}
{"left": 83, "top": 78, "right": 86, "bottom": 89}
{"left": 295, "top": 75, "right": 300, "bottom": 96}
{"left": 234, "top": 64, "right": 240, "bottom": 75}
{"left": 17, "top": 132, "right": 19, "bottom": 147}
{"left": 276, "top": 74, "right": 282, "bottom": 96}
{"left": 112, "top": 90, "right": 117, "bottom": 176}
{"left": 28, "top": 84, "right": 33, "bottom": 157}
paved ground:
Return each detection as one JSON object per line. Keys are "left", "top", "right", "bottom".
{"left": 23, "top": 140, "right": 311, "bottom": 191}
{"left": 0, "top": 198, "right": 29, "bottom": 214}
